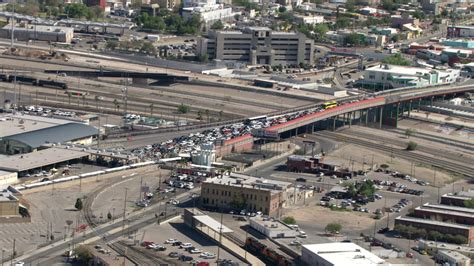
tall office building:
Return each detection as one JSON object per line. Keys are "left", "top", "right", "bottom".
{"left": 197, "top": 27, "right": 314, "bottom": 66}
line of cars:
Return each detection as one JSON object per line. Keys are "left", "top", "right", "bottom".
{"left": 163, "top": 239, "right": 217, "bottom": 261}
{"left": 371, "top": 179, "right": 424, "bottom": 196}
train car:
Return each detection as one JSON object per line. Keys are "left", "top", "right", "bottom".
{"left": 65, "top": 90, "right": 90, "bottom": 97}
{"left": 38, "top": 80, "right": 68, "bottom": 90}
{"left": 322, "top": 101, "right": 337, "bottom": 109}
{"left": 8, "top": 75, "right": 38, "bottom": 85}
{"left": 245, "top": 237, "right": 292, "bottom": 266}
{"left": 0, "top": 73, "right": 8, "bottom": 81}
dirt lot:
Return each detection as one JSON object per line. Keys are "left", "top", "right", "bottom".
{"left": 282, "top": 203, "right": 374, "bottom": 233}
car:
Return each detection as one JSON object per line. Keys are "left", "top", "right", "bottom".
{"left": 165, "top": 238, "right": 179, "bottom": 244}
{"left": 141, "top": 241, "right": 154, "bottom": 247}
{"left": 289, "top": 240, "right": 301, "bottom": 246}
{"left": 406, "top": 252, "right": 414, "bottom": 258}
{"left": 180, "top": 243, "right": 193, "bottom": 249}
{"left": 179, "top": 255, "right": 193, "bottom": 261}
{"left": 189, "top": 248, "right": 203, "bottom": 254}
{"left": 378, "top": 227, "right": 390, "bottom": 234}
{"left": 172, "top": 241, "right": 183, "bottom": 246}
{"left": 168, "top": 252, "right": 180, "bottom": 258}
{"left": 200, "top": 252, "right": 216, "bottom": 259}
{"left": 296, "top": 177, "right": 306, "bottom": 182}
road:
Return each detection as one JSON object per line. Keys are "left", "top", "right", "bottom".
{"left": 12, "top": 188, "right": 198, "bottom": 265}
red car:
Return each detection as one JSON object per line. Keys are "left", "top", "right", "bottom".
{"left": 141, "top": 241, "right": 154, "bottom": 247}
{"left": 406, "top": 252, "right": 414, "bottom": 258}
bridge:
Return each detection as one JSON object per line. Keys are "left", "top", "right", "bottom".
{"left": 253, "top": 83, "right": 474, "bottom": 139}
{"left": 44, "top": 70, "right": 189, "bottom": 85}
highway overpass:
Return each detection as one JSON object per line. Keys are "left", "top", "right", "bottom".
{"left": 254, "top": 84, "right": 474, "bottom": 139}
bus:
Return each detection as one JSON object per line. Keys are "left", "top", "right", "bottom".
{"left": 65, "top": 90, "right": 90, "bottom": 97}
{"left": 322, "top": 101, "right": 337, "bottom": 109}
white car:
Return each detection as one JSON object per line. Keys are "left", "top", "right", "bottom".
{"left": 165, "top": 239, "right": 178, "bottom": 244}
{"left": 200, "top": 252, "right": 216, "bottom": 259}
{"left": 290, "top": 240, "right": 301, "bottom": 246}
{"left": 189, "top": 248, "right": 202, "bottom": 254}
{"left": 180, "top": 243, "right": 193, "bottom": 249}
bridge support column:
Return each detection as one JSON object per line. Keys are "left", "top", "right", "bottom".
{"left": 365, "top": 109, "right": 369, "bottom": 126}
{"left": 373, "top": 108, "right": 377, "bottom": 126}
{"left": 408, "top": 101, "right": 412, "bottom": 117}
{"left": 349, "top": 112, "right": 352, "bottom": 127}
{"left": 332, "top": 116, "right": 337, "bottom": 131}
{"left": 418, "top": 98, "right": 422, "bottom": 111}
{"left": 395, "top": 103, "right": 400, "bottom": 128}
{"left": 311, "top": 123, "right": 315, "bottom": 134}
{"left": 379, "top": 106, "right": 384, "bottom": 129}
{"left": 430, "top": 96, "right": 434, "bottom": 106}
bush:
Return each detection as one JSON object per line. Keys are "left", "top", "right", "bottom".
{"left": 325, "top": 223, "right": 342, "bottom": 234}
{"left": 282, "top": 216, "right": 296, "bottom": 224}
{"left": 406, "top": 141, "right": 418, "bottom": 151}
{"left": 75, "top": 198, "right": 83, "bottom": 211}
{"left": 75, "top": 245, "right": 93, "bottom": 263}
{"left": 177, "top": 103, "right": 190, "bottom": 114}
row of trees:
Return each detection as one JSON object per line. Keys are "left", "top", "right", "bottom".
{"left": 7, "top": 2, "right": 103, "bottom": 20}
{"left": 135, "top": 12, "right": 202, "bottom": 35}
{"left": 346, "top": 180, "right": 376, "bottom": 198}
{"left": 394, "top": 224, "right": 468, "bottom": 244}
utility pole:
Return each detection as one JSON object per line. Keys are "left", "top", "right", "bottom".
{"left": 122, "top": 188, "right": 128, "bottom": 234}
{"left": 138, "top": 176, "right": 143, "bottom": 201}
{"left": 216, "top": 212, "right": 223, "bottom": 263}
{"left": 10, "top": 2, "right": 15, "bottom": 51}
{"left": 10, "top": 239, "right": 15, "bottom": 266}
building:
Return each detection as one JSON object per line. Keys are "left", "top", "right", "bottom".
{"left": 0, "top": 186, "right": 20, "bottom": 217}
{"left": 441, "top": 192, "right": 474, "bottom": 207}
{"left": 436, "top": 250, "right": 471, "bottom": 266}
{"left": 0, "top": 24, "right": 74, "bottom": 43}
{"left": 182, "top": 4, "right": 236, "bottom": 26}
{"left": 155, "top": 0, "right": 181, "bottom": 9}
{"left": 200, "top": 173, "right": 292, "bottom": 215}
{"left": 249, "top": 216, "right": 298, "bottom": 238}
{"left": 214, "top": 134, "right": 253, "bottom": 157}
{"left": 83, "top": 0, "right": 106, "bottom": 8}
{"left": 192, "top": 143, "right": 216, "bottom": 166}
{"left": 197, "top": 27, "right": 314, "bottom": 66}
{"left": 418, "top": 239, "right": 474, "bottom": 259}
{"left": 391, "top": 15, "right": 419, "bottom": 29}
{"left": 361, "top": 64, "right": 460, "bottom": 89}
{"left": 442, "top": 39, "right": 474, "bottom": 49}
{"left": 294, "top": 15, "right": 325, "bottom": 25}
{"left": 448, "top": 26, "right": 474, "bottom": 38}
{"left": 0, "top": 170, "right": 17, "bottom": 186}
{"left": 301, "top": 243, "right": 385, "bottom": 266}
{"left": 394, "top": 216, "right": 473, "bottom": 244}
{"left": 0, "top": 115, "right": 97, "bottom": 155}
{"left": 413, "top": 203, "right": 474, "bottom": 225}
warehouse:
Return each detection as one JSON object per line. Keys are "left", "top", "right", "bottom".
{"left": 0, "top": 24, "right": 74, "bottom": 43}
{"left": 0, "top": 121, "right": 97, "bottom": 155}
{"left": 301, "top": 243, "right": 385, "bottom": 266}
{"left": 441, "top": 192, "right": 474, "bottom": 207}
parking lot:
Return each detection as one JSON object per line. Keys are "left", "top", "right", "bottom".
{"left": 135, "top": 217, "right": 242, "bottom": 265}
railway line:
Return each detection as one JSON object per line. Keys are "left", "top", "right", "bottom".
{"left": 312, "top": 131, "right": 474, "bottom": 178}
{"left": 81, "top": 170, "right": 175, "bottom": 266}
{"left": 336, "top": 128, "right": 474, "bottom": 165}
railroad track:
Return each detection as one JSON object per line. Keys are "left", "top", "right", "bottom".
{"left": 313, "top": 131, "right": 474, "bottom": 178}
{"left": 109, "top": 240, "right": 172, "bottom": 266}
{"left": 225, "top": 233, "right": 245, "bottom": 247}
{"left": 338, "top": 129, "right": 474, "bottom": 165}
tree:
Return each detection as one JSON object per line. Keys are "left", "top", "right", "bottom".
{"left": 359, "top": 180, "right": 375, "bottom": 197}
{"left": 345, "top": 33, "right": 363, "bottom": 47}
{"left": 380, "top": 164, "right": 390, "bottom": 169}
{"left": 464, "top": 199, "right": 474, "bottom": 208}
{"left": 218, "top": 110, "right": 223, "bottom": 121}
{"left": 75, "top": 245, "right": 93, "bottom": 264}
{"left": 75, "top": 198, "right": 83, "bottom": 211}
{"left": 197, "top": 110, "right": 203, "bottom": 120}
{"left": 406, "top": 141, "right": 418, "bottom": 151}
{"left": 345, "top": 0, "right": 355, "bottom": 12}
{"left": 382, "top": 53, "right": 411, "bottom": 66}
{"left": 382, "top": 0, "right": 394, "bottom": 11}
{"left": 177, "top": 103, "right": 190, "bottom": 114}
{"left": 325, "top": 223, "right": 342, "bottom": 234}
{"left": 140, "top": 42, "right": 157, "bottom": 55}
{"left": 278, "top": 6, "right": 287, "bottom": 13}
{"left": 149, "top": 103, "right": 154, "bottom": 117}
{"left": 405, "top": 128, "right": 416, "bottom": 138}
{"left": 205, "top": 109, "right": 210, "bottom": 122}
{"left": 335, "top": 17, "right": 351, "bottom": 29}
{"left": 211, "top": 20, "right": 224, "bottom": 30}
{"left": 282, "top": 216, "right": 296, "bottom": 224}
{"left": 113, "top": 99, "right": 120, "bottom": 112}
{"left": 107, "top": 211, "right": 112, "bottom": 220}
{"left": 412, "top": 10, "right": 425, "bottom": 20}
{"left": 105, "top": 40, "right": 118, "bottom": 51}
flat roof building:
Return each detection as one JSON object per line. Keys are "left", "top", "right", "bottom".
{"left": 361, "top": 64, "right": 460, "bottom": 89}
{"left": 441, "top": 192, "right": 474, "bottom": 207}
{"left": 436, "top": 250, "right": 471, "bottom": 266}
{"left": 249, "top": 216, "right": 298, "bottom": 238}
{"left": 301, "top": 242, "right": 385, "bottom": 266}
{"left": 201, "top": 173, "right": 292, "bottom": 216}
{"left": 418, "top": 239, "right": 474, "bottom": 259}
{"left": 0, "top": 24, "right": 74, "bottom": 43}
{"left": 197, "top": 27, "right": 314, "bottom": 66}
{"left": 0, "top": 186, "right": 20, "bottom": 217}
{"left": 413, "top": 203, "right": 474, "bottom": 225}
{"left": 0, "top": 170, "right": 18, "bottom": 186}
{"left": 395, "top": 216, "right": 474, "bottom": 244}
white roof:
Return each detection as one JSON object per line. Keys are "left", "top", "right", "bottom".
{"left": 367, "top": 64, "right": 434, "bottom": 76}
{"left": 303, "top": 243, "right": 385, "bottom": 265}
{"left": 193, "top": 215, "right": 233, "bottom": 233}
